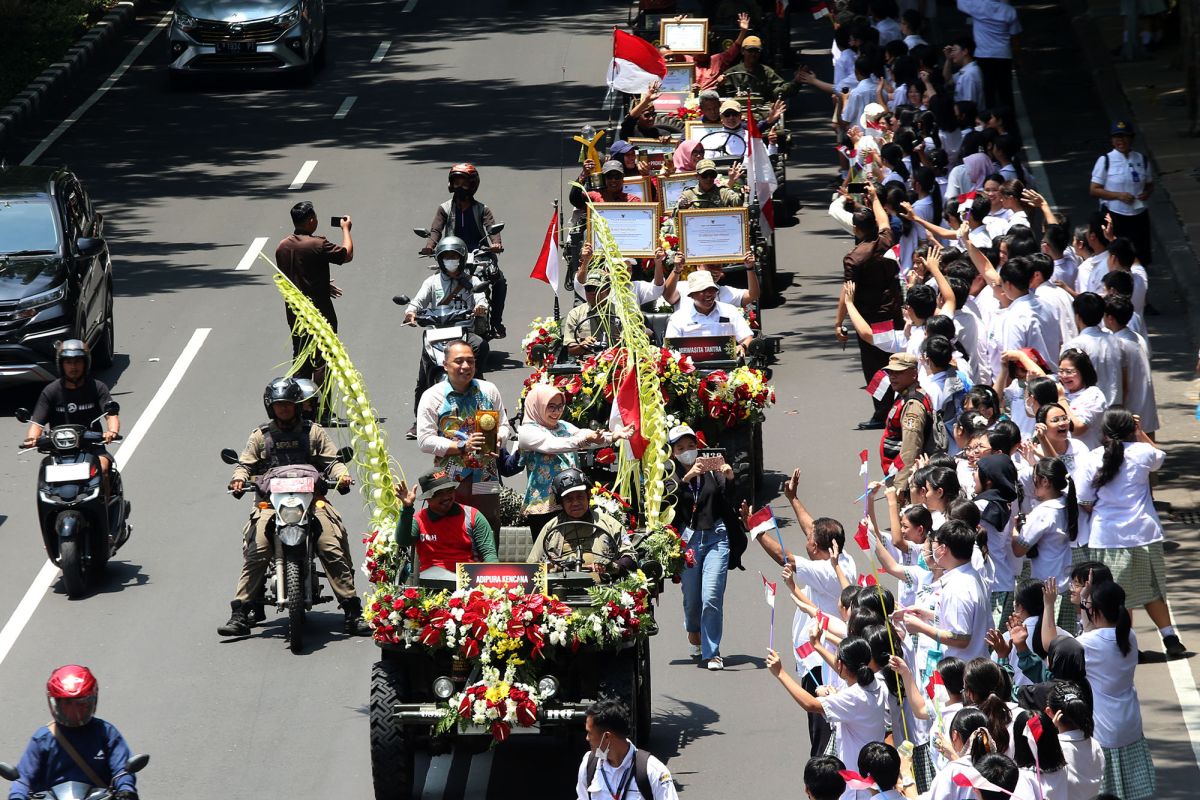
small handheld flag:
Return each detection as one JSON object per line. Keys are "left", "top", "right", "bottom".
{"left": 747, "top": 506, "right": 777, "bottom": 540}
{"left": 761, "top": 573, "right": 777, "bottom": 608}
{"left": 838, "top": 771, "right": 876, "bottom": 791}
{"left": 858, "top": 449, "right": 870, "bottom": 477}
{"left": 854, "top": 520, "right": 871, "bottom": 550}
{"left": 866, "top": 369, "right": 891, "bottom": 401}
{"left": 857, "top": 573, "right": 877, "bottom": 587}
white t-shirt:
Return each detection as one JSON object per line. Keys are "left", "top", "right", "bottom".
{"left": 1078, "top": 441, "right": 1165, "bottom": 548}
{"left": 1017, "top": 496, "right": 1073, "bottom": 586}
{"left": 1064, "top": 385, "right": 1108, "bottom": 450}
{"left": 1090, "top": 149, "right": 1152, "bottom": 216}
{"left": 1063, "top": 326, "right": 1124, "bottom": 406}
{"left": 937, "top": 562, "right": 991, "bottom": 660}
{"left": 791, "top": 553, "right": 858, "bottom": 670}
{"left": 633, "top": 280, "right": 664, "bottom": 307}
{"left": 1058, "top": 729, "right": 1105, "bottom": 800}
{"left": 1080, "top": 627, "right": 1143, "bottom": 748}
{"left": 957, "top": 0, "right": 1022, "bottom": 58}
{"left": 819, "top": 678, "right": 888, "bottom": 771}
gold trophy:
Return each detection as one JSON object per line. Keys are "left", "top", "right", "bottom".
{"left": 475, "top": 409, "right": 500, "bottom": 455}
{"left": 573, "top": 125, "right": 604, "bottom": 174}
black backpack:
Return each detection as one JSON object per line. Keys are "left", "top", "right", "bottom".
{"left": 585, "top": 748, "right": 657, "bottom": 798}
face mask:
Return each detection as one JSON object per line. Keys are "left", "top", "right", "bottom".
{"left": 595, "top": 733, "right": 611, "bottom": 761}
{"left": 917, "top": 552, "right": 930, "bottom": 571}
{"left": 453, "top": 186, "right": 471, "bottom": 198}
{"left": 442, "top": 259, "right": 461, "bottom": 273}
{"left": 676, "top": 449, "right": 698, "bottom": 467}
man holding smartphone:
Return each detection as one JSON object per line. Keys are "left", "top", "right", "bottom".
{"left": 275, "top": 201, "right": 354, "bottom": 423}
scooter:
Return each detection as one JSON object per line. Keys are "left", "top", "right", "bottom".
{"left": 412, "top": 222, "right": 505, "bottom": 339}
{"left": 15, "top": 403, "right": 131, "bottom": 599}
{"left": 220, "top": 450, "right": 351, "bottom": 653}
{"left": 0, "top": 751, "right": 149, "bottom": 799}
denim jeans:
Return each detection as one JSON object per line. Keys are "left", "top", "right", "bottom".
{"left": 680, "top": 523, "right": 729, "bottom": 660}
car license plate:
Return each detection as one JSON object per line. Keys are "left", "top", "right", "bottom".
{"left": 428, "top": 327, "right": 465, "bottom": 343}
{"left": 45, "top": 463, "right": 91, "bottom": 483}
{"left": 215, "top": 41, "right": 256, "bottom": 55}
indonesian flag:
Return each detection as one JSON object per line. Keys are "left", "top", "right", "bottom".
{"left": 614, "top": 363, "right": 648, "bottom": 458}
{"left": 1025, "top": 713, "right": 1045, "bottom": 746}
{"left": 747, "top": 506, "right": 778, "bottom": 539}
{"left": 884, "top": 243, "right": 901, "bottom": 263}
{"left": 854, "top": 520, "right": 871, "bottom": 550}
{"left": 743, "top": 99, "right": 777, "bottom": 237}
{"left": 816, "top": 611, "right": 831, "bottom": 630}
{"left": 951, "top": 766, "right": 1013, "bottom": 796}
{"left": 958, "top": 190, "right": 977, "bottom": 206}
{"left": 836, "top": 144, "right": 856, "bottom": 159}
{"left": 886, "top": 453, "right": 906, "bottom": 478}
{"left": 529, "top": 208, "right": 560, "bottom": 292}
{"left": 866, "top": 369, "right": 891, "bottom": 400}
{"left": 795, "top": 641, "right": 824, "bottom": 672}
{"left": 838, "top": 771, "right": 876, "bottom": 791}
{"left": 608, "top": 29, "right": 667, "bottom": 95}
{"left": 926, "top": 670, "right": 949, "bottom": 706}
{"left": 870, "top": 321, "right": 903, "bottom": 353}
{"left": 858, "top": 573, "right": 878, "bottom": 587}
{"left": 859, "top": 448, "right": 870, "bottom": 477}
{"left": 811, "top": 1, "right": 830, "bottom": 17}
{"left": 761, "top": 573, "right": 777, "bottom": 607}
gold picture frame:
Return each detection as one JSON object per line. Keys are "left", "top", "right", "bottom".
{"left": 659, "top": 171, "right": 700, "bottom": 212}
{"left": 677, "top": 207, "right": 750, "bottom": 264}
{"left": 660, "top": 62, "right": 696, "bottom": 93}
{"left": 622, "top": 175, "right": 654, "bottom": 202}
{"left": 586, "top": 202, "right": 661, "bottom": 258}
{"left": 659, "top": 19, "right": 709, "bottom": 55}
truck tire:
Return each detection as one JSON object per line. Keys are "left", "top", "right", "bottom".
{"left": 285, "top": 550, "right": 305, "bottom": 654}
{"left": 370, "top": 660, "right": 414, "bottom": 800}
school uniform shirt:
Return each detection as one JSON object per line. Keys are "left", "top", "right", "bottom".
{"left": 982, "top": 207, "right": 1013, "bottom": 240}
{"left": 922, "top": 368, "right": 972, "bottom": 431}
{"left": 874, "top": 17, "right": 903, "bottom": 44}
{"left": 1112, "top": 330, "right": 1159, "bottom": 432}
{"left": 833, "top": 47, "right": 857, "bottom": 92}
{"left": 952, "top": 61, "right": 985, "bottom": 106}
{"left": 1017, "top": 497, "right": 1073, "bottom": 587}
{"left": 1058, "top": 729, "right": 1105, "bottom": 800}
{"left": 953, "top": 308, "right": 984, "bottom": 383}
{"left": 958, "top": 0, "right": 1021, "bottom": 58}
{"left": 1052, "top": 251, "right": 1080, "bottom": 289}
{"left": 1126, "top": 311, "right": 1150, "bottom": 356}
{"left": 937, "top": 562, "right": 992, "bottom": 660}
{"left": 1129, "top": 264, "right": 1149, "bottom": 316}
{"left": 1035, "top": 282, "right": 1079, "bottom": 352}
{"left": 990, "top": 294, "right": 1054, "bottom": 383}
{"left": 1021, "top": 766, "right": 1069, "bottom": 800}
{"left": 819, "top": 678, "right": 888, "bottom": 772}
{"left": 575, "top": 741, "right": 678, "bottom": 800}
{"left": 1063, "top": 385, "right": 1108, "bottom": 450}
{"left": 927, "top": 755, "right": 979, "bottom": 800}
{"left": 997, "top": 208, "right": 1031, "bottom": 235}
{"left": 1079, "top": 627, "right": 1143, "bottom": 748}
{"left": 1062, "top": 326, "right": 1124, "bottom": 406}
{"left": 1090, "top": 149, "right": 1152, "bottom": 217}
{"left": 843, "top": 76, "right": 882, "bottom": 124}
{"left": 1078, "top": 441, "right": 1165, "bottom": 548}
{"left": 668, "top": 284, "right": 745, "bottom": 310}
{"left": 665, "top": 300, "right": 752, "bottom": 341}
{"left": 790, "top": 553, "right": 859, "bottom": 669}
{"left": 976, "top": 501, "right": 1020, "bottom": 595}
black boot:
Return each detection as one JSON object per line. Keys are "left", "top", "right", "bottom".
{"left": 341, "top": 598, "right": 372, "bottom": 636}
{"left": 248, "top": 602, "right": 266, "bottom": 627}
{"left": 217, "top": 601, "right": 251, "bottom": 637}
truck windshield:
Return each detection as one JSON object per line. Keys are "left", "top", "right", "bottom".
{"left": 0, "top": 198, "right": 59, "bottom": 255}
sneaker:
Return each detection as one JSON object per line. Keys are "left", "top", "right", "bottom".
{"left": 217, "top": 603, "right": 250, "bottom": 637}
{"left": 406, "top": 423, "right": 417, "bottom": 440}
{"left": 688, "top": 643, "right": 702, "bottom": 659}
{"left": 706, "top": 656, "right": 724, "bottom": 671}
{"left": 1164, "top": 634, "right": 1187, "bottom": 659}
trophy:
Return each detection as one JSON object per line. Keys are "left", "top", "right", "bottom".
{"left": 573, "top": 125, "right": 604, "bottom": 174}
{"left": 475, "top": 409, "right": 500, "bottom": 455}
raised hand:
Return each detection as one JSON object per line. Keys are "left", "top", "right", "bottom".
{"left": 783, "top": 468, "right": 800, "bottom": 500}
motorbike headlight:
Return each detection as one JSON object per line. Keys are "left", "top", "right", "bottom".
{"left": 173, "top": 8, "right": 199, "bottom": 31}
{"left": 274, "top": 4, "right": 300, "bottom": 27}
{"left": 51, "top": 428, "right": 79, "bottom": 450}
{"left": 432, "top": 677, "right": 455, "bottom": 699}
{"left": 15, "top": 284, "right": 67, "bottom": 319}
{"left": 278, "top": 501, "right": 305, "bottom": 525}
{"left": 536, "top": 676, "right": 559, "bottom": 700}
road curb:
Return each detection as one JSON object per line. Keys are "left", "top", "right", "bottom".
{"left": 1068, "top": 3, "right": 1200, "bottom": 351}
{"left": 0, "top": 0, "right": 148, "bottom": 158}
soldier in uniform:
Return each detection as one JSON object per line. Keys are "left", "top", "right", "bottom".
{"left": 527, "top": 469, "right": 636, "bottom": 579}
{"left": 676, "top": 160, "right": 745, "bottom": 210}
{"left": 720, "top": 36, "right": 803, "bottom": 99}
{"left": 562, "top": 270, "right": 618, "bottom": 357}
{"left": 878, "top": 353, "right": 932, "bottom": 501}
{"left": 217, "top": 377, "right": 370, "bottom": 638}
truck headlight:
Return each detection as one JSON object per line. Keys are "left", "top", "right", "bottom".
{"left": 537, "top": 676, "right": 559, "bottom": 700}
{"left": 432, "top": 677, "right": 455, "bottom": 699}
{"left": 15, "top": 284, "right": 67, "bottom": 319}
{"left": 174, "top": 9, "right": 199, "bottom": 31}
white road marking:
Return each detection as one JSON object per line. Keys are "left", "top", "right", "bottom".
{"left": 371, "top": 41, "right": 391, "bottom": 63}
{"left": 236, "top": 237, "right": 270, "bottom": 271}
{"left": 289, "top": 160, "right": 318, "bottom": 190}
{"left": 402, "top": 0, "right": 419, "bottom": 12}
{"left": 463, "top": 748, "right": 494, "bottom": 796}
{"left": 21, "top": 12, "right": 172, "bottom": 166}
{"left": 333, "top": 96, "right": 357, "bottom": 120}
{"left": 0, "top": 329, "right": 210, "bottom": 668}
{"left": 1168, "top": 657, "right": 1200, "bottom": 772}
{"left": 421, "top": 754, "right": 452, "bottom": 798}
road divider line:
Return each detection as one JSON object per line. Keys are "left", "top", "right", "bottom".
{"left": 333, "top": 96, "right": 357, "bottom": 120}
{"left": 463, "top": 748, "right": 494, "bottom": 796}
{"left": 402, "top": 0, "right": 419, "bottom": 12}
{"left": 371, "top": 41, "right": 391, "bottom": 63}
{"left": 1168, "top": 657, "right": 1200, "bottom": 773}
{"left": 421, "top": 754, "right": 451, "bottom": 798}
{"left": 0, "top": 328, "right": 210, "bottom": 669}
{"left": 21, "top": 12, "right": 172, "bottom": 166}
{"left": 236, "top": 237, "right": 269, "bottom": 271}
{"left": 289, "top": 160, "right": 318, "bottom": 190}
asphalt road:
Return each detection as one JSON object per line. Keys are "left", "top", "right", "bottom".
{"left": 1, "top": 1, "right": 1197, "bottom": 798}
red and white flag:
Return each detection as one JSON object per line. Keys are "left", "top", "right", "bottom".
{"left": 529, "top": 208, "right": 560, "bottom": 292}
{"left": 761, "top": 573, "right": 777, "bottom": 608}
{"left": 607, "top": 29, "right": 667, "bottom": 95}
{"left": 926, "top": 670, "right": 949, "bottom": 706}
{"left": 854, "top": 520, "right": 871, "bottom": 550}
{"left": 747, "top": 506, "right": 778, "bottom": 539}
{"left": 838, "top": 771, "right": 876, "bottom": 791}
{"left": 614, "top": 364, "right": 648, "bottom": 459}
{"left": 858, "top": 573, "right": 878, "bottom": 587}
{"left": 866, "top": 369, "right": 891, "bottom": 400}
{"left": 859, "top": 448, "right": 870, "bottom": 477}
{"left": 816, "top": 611, "right": 831, "bottom": 630}
{"left": 886, "top": 453, "right": 906, "bottom": 478}
{"left": 795, "top": 641, "right": 824, "bottom": 673}
{"left": 870, "top": 321, "right": 903, "bottom": 353}
{"left": 951, "top": 766, "right": 1012, "bottom": 796}
{"left": 743, "top": 99, "right": 777, "bottom": 237}
{"left": 810, "top": 0, "right": 830, "bottom": 18}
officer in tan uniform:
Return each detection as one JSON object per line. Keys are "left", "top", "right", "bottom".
{"left": 527, "top": 469, "right": 636, "bottom": 580}
{"left": 879, "top": 353, "right": 931, "bottom": 501}
{"left": 676, "top": 160, "right": 746, "bottom": 210}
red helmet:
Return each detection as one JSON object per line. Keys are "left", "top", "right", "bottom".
{"left": 448, "top": 163, "right": 480, "bottom": 194}
{"left": 46, "top": 665, "right": 98, "bottom": 727}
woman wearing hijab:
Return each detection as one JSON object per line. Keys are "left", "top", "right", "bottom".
{"left": 668, "top": 140, "right": 704, "bottom": 175}
{"left": 1014, "top": 634, "right": 1094, "bottom": 715}
{"left": 945, "top": 151, "right": 995, "bottom": 202}
{"left": 516, "top": 384, "right": 630, "bottom": 536}
{"left": 974, "top": 453, "right": 1023, "bottom": 623}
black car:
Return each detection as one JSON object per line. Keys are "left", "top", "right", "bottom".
{"left": 0, "top": 166, "right": 114, "bottom": 387}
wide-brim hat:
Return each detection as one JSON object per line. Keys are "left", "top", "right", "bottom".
{"left": 418, "top": 468, "right": 460, "bottom": 499}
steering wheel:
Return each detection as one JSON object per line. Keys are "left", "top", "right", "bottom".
{"left": 699, "top": 129, "right": 746, "bottom": 158}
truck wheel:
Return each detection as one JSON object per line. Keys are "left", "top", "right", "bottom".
{"left": 285, "top": 550, "right": 305, "bottom": 653}
{"left": 370, "top": 660, "right": 414, "bottom": 800}
{"left": 598, "top": 650, "right": 641, "bottom": 744}
{"left": 59, "top": 538, "right": 86, "bottom": 599}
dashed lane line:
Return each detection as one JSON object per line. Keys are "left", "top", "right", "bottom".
{"left": 236, "top": 237, "right": 270, "bottom": 271}
{"left": 333, "top": 96, "right": 357, "bottom": 120}
{"left": 289, "top": 160, "right": 318, "bottom": 190}
{"left": 372, "top": 41, "right": 391, "bottom": 64}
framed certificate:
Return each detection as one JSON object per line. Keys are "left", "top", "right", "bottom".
{"left": 622, "top": 175, "right": 653, "bottom": 201}
{"left": 685, "top": 120, "right": 724, "bottom": 142}
{"left": 660, "top": 171, "right": 700, "bottom": 211}
{"left": 660, "top": 62, "right": 696, "bottom": 93}
{"left": 627, "top": 137, "right": 680, "bottom": 155}
{"left": 677, "top": 207, "right": 750, "bottom": 264}
{"left": 587, "top": 202, "right": 660, "bottom": 258}
{"left": 659, "top": 19, "right": 708, "bottom": 55}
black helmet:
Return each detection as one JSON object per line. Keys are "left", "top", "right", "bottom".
{"left": 551, "top": 468, "right": 590, "bottom": 502}
{"left": 263, "top": 377, "right": 303, "bottom": 418}
{"left": 55, "top": 339, "right": 91, "bottom": 376}
{"left": 434, "top": 236, "right": 469, "bottom": 272}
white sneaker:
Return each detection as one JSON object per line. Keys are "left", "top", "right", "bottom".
{"left": 706, "top": 656, "right": 724, "bottom": 671}
{"left": 688, "top": 643, "right": 702, "bottom": 659}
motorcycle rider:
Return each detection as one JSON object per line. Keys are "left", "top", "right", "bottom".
{"left": 394, "top": 468, "right": 499, "bottom": 577}
{"left": 526, "top": 469, "right": 636, "bottom": 579}
{"left": 21, "top": 340, "right": 121, "bottom": 512}
{"left": 419, "top": 163, "right": 508, "bottom": 339}
{"left": 7, "top": 665, "right": 138, "bottom": 800}
{"left": 217, "top": 378, "right": 371, "bottom": 638}
{"left": 404, "top": 236, "right": 490, "bottom": 440}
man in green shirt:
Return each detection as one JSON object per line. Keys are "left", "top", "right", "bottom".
{"left": 720, "top": 36, "right": 802, "bottom": 99}
{"left": 526, "top": 469, "right": 636, "bottom": 579}
{"left": 396, "top": 468, "right": 498, "bottom": 576}
{"left": 677, "top": 160, "right": 745, "bottom": 209}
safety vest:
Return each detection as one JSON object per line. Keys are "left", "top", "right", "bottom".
{"left": 880, "top": 389, "right": 931, "bottom": 471}
{"left": 415, "top": 505, "right": 478, "bottom": 572}
{"left": 259, "top": 421, "right": 313, "bottom": 467}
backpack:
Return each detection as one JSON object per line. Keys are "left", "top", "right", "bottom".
{"left": 585, "top": 748, "right": 658, "bottom": 798}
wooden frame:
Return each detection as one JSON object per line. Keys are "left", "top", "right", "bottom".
{"left": 659, "top": 171, "right": 700, "bottom": 211}
{"left": 659, "top": 62, "right": 696, "bottom": 93}
{"left": 659, "top": 19, "right": 708, "bottom": 55}
{"left": 586, "top": 202, "right": 661, "bottom": 258}
{"left": 622, "top": 175, "right": 654, "bottom": 202}
{"left": 677, "top": 207, "right": 750, "bottom": 264}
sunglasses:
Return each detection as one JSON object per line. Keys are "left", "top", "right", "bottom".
{"left": 547, "top": 402, "right": 565, "bottom": 411}
{"left": 722, "top": 110, "right": 741, "bottom": 118}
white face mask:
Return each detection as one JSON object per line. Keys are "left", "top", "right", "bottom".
{"left": 676, "top": 449, "right": 699, "bottom": 467}
{"left": 442, "top": 258, "right": 461, "bottom": 273}
{"left": 595, "top": 733, "right": 611, "bottom": 761}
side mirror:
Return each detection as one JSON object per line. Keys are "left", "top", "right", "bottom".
{"left": 220, "top": 448, "right": 239, "bottom": 465}
{"left": 486, "top": 222, "right": 505, "bottom": 235}
{"left": 124, "top": 754, "right": 150, "bottom": 775}
{"left": 393, "top": 295, "right": 410, "bottom": 306}
{"left": 104, "top": 401, "right": 120, "bottom": 415}
{"left": 75, "top": 237, "right": 104, "bottom": 258}
{"left": 337, "top": 446, "right": 354, "bottom": 464}
{"left": 412, "top": 228, "right": 431, "bottom": 239}
{"left": 0, "top": 762, "right": 19, "bottom": 782}
{"left": 14, "top": 407, "right": 31, "bottom": 424}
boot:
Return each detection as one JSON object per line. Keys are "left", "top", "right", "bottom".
{"left": 248, "top": 602, "right": 266, "bottom": 627}
{"left": 341, "top": 598, "right": 372, "bottom": 636}
{"left": 217, "top": 601, "right": 251, "bottom": 637}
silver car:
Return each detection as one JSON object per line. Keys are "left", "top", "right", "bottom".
{"left": 167, "top": 0, "right": 327, "bottom": 82}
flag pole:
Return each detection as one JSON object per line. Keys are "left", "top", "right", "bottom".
{"left": 552, "top": 199, "right": 561, "bottom": 323}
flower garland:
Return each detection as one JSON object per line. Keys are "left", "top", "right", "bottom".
{"left": 521, "top": 317, "right": 561, "bottom": 366}
{"left": 591, "top": 483, "right": 637, "bottom": 535}
{"left": 698, "top": 366, "right": 777, "bottom": 428}
{"left": 438, "top": 661, "right": 542, "bottom": 743}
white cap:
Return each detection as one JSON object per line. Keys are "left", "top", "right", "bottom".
{"left": 668, "top": 424, "right": 698, "bottom": 444}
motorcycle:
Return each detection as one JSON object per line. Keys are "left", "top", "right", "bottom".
{"left": 412, "top": 222, "right": 505, "bottom": 340}
{"left": 15, "top": 403, "right": 131, "bottom": 599}
{"left": 0, "top": 751, "right": 149, "bottom": 800}
{"left": 220, "top": 448, "right": 352, "bottom": 653}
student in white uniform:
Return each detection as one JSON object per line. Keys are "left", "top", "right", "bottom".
{"left": 973, "top": 454, "right": 1022, "bottom": 621}
{"left": 925, "top": 707, "right": 998, "bottom": 800}
{"left": 1047, "top": 681, "right": 1105, "bottom": 800}
{"left": 900, "top": 520, "right": 992, "bottom": 660}
{"left": 1013, "top": 458, "right": 1076, "bottom": 597}
{"left": 1013, "top": 710, "right": 1071, "bottom": 800}
{"left": 1029, "top": 254, "right": 1078, "bottom": 350}
{"left": 858, "top": 742, "right": 910, "bottom": 799}
{"left": 1054, "top": 349, "right": 1109, "bottom": 450}
{"left": 1103, "top": 295, "right": 1158, "bottom": 435}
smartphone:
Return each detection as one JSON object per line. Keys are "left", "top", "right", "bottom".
{"left": 846, "top": 182, "right": 867, "bottom": 194}
{"left": 698, "top": 448, "right": 727, "bottom": 471}
{"left": 330, "top": 216, "right": 344, "bottom": 227}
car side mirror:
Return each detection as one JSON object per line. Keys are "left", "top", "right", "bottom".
{"left": 14, "top": 407, "right": 31, "bottom": 424}
{"left": 486, "top": 222, "right": 505, "bottom": 235}
{"left": 0, "top": 762, "right": 19, "bottom": 782}
{"left": 75, "top": 237, "right": 103, "bottom": 258}
{"left": 124, "top": 754, "right": 150, "bottom": 775}
{"left": 337, "top": 446, "right": 354, "bottom": 464}
{"left": 412, "top": 228, "right": 431, "bottom": 239}
{"left": 220, "top": 448, "right": 239, "bottom": 465}
{"left": 104, "top": 401, "right": 120, "bottom": 415}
